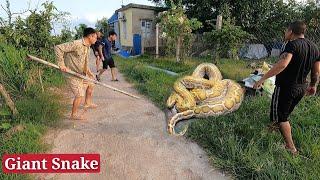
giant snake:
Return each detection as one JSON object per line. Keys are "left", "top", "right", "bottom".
{"left": 166, "top": 63, "right": 244, "bottom": 135}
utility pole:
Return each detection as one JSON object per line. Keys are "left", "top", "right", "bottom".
{"left": 214, "top": 15, "right": 223, "bottom": 63}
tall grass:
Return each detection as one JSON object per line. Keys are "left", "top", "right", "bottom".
{"left": 0, "top": 44, "right": 64, "bottom": 97}
{"left": 117, "top": 55, "right": 320, "bottom": 179}
{"left": 0, "top": 43, "right": 65, "bottom": 179}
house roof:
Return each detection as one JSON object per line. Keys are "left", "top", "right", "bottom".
{"left": 108, "top": 12, "right": 118, "bottom": 24}
{"left": 108, "top": 3, "right": 160, "bottom": 24}
{"left": 116, "top": 3, "right": 158, "bottom": 12}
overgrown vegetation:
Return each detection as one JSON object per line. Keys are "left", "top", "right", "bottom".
{"left": 204, "top": 4, "right": 253, "bottom": 59}
{"left": 0, "top": 1, "right": 67, "bottom": 179}
{"left": 117, "top": 55, "right": 320, "bottom": 179}
{"left": 0, "top": 44, "right": 65, "bottom": 180}
{"left": 152, "top": 0, "right": 320, "bottom": 43}
{"left": 154, "top": 0, "right": 319, "bottom": 59}
{"left": 158, "top": 0, "right": 202, "bottom": 62}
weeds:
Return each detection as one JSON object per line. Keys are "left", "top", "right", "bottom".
{"left": 0, "top": 43, "right": 65, "bottom": 179}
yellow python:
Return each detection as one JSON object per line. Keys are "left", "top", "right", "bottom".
{"left": 166, "top": 63, "right": 244, "bottom": 135}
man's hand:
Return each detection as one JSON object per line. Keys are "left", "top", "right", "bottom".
{"left": 87, "top": 71, "right": 95, "bottom": 79}
{"left": 101, "top": 57, "right": 105, "bottom": 61}
{"left": 253, "top": 79, "right": 264, "bottom": 89}
{"left": 306, "top": 86, "right": 317, "bottom": 96}
{"left": 59, "top": 65, "right": 67, "bottom": 72}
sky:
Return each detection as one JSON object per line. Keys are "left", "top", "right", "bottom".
{"left": 0, "top": 0, "right": 155, "bottom": 34}
{"left": 0, "top": 0, "right": 311, "bottom": 34}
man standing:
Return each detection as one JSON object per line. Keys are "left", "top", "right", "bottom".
{"left": 91, "top": 30, "right": 104, "bottom": 72}
{"left": 254, "top": 21, "right": 320, "bottom": 154}
{"left": 55, "top": 27, "right": 98, "bottom": 120}
{"left": 96, "top": 31, "right": 118, "bottom": 81}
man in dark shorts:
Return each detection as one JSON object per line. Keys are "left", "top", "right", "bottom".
{"left": 91, "top": 30, "right": 104, "bottom": 72}
{"left": 96, "top": 31, "right": 118, "bottom": 81}
{"left": 254, "top": 21, "right": 320, "bottom": 155}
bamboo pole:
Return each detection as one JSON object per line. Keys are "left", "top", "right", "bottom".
{"left": 38, "top": 68, "right": 44, "bottom": 92}
{"left": 0, "top": 83, "right": 18, "bottom": 117}
{"left": 26, "top": 55, "right": 140, "bottom": 99}
{"left": 156, "top": 23, "right": 159, "bottom": 59}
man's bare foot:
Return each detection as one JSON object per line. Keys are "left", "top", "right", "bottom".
{"left": 84, "top": 103, "right": 98, "bottom": 109}
{"left": 286, "top": 146, "right": 299, "bottom": 156}
{"left": 70, "top": 114, "right": 86, "bottom": 120}
{"left": 282, "top": 144, "right": 298, "bottom": 156}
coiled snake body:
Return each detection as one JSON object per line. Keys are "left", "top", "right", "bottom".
{"left": 166, "top": 63, "right": 244, "bottom": 135}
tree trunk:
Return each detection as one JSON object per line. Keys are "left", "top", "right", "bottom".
{"left": 0, "top": 83, "right": 18, "bottom": 117}
{"left": 176, "top": 36, "right": 182, "bottom": 62}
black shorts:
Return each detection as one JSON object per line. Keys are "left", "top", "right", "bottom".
{"left": 102, "top": 57, "right": 116, "bottom": 69}
{"left": 270, "top": 85, "right": 306, "bottom": 123}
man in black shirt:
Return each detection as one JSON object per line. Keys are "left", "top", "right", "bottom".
{"left": 254, "top": 21, "right": 320, "bottom": 155}
{"left": 91, "top": 30, "right": 104, "bottom": 72}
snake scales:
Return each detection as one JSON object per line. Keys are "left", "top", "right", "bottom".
{"left": 166, "top": 63, "right": 244, "bottom": 135}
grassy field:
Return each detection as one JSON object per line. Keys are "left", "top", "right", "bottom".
{"left": 0, "top": 43, "right": 65, "bottom": 179}
{"left": 116, "top": 55, "right": 320, "bottom": 179}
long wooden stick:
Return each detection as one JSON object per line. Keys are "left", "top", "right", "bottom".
{"left": 0, "top": 83, "right": 18, "bottom": 117}
{"left": 38, "top": 68, "right": 44, "bottom": 92}
{"left": 27, "top": 55, "right": 140, "bottom": 99}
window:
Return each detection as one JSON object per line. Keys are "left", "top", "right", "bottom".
{"left": 141, "top": 19, "right": 152, "bottom": 38}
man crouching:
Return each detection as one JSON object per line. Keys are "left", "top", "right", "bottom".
{"left": 55, "top": 27, "right": 98, "bottom": 120}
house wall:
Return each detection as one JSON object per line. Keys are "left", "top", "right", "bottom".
{"left": 131, "top": 8, "right": 156, "bottom": 48}
{"left": 118, "top": 9, "right": 133, "bottom": 47}
{"left": 119, "top": 8, "right": 157, "bottom": 48}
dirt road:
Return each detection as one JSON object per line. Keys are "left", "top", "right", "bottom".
{"left": 38, "top": 55, "right": 229, "bottom": 180}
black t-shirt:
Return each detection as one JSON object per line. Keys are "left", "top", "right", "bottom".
{"left": 276, "top": 38, "right": 320, "bottom": 87}
{"left": 91, "top": 38, "right": 104, "bottom": 57}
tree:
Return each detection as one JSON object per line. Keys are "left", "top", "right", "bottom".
{"left": 151, "top": 0, "right": 318, "bottom": 44}
{"left": 151, "top": 0, "right": 227, "bottom": 32}
{"left": 204, "top": 4, "right": 252, "bottom": 59}
{"left": 299, "top": 1, "right": 320, "bottom": 46}
{"left": 0, "top": 0, "right": 31, "bottom": 27}
{"left": 1, "top": 1, "right": 69, "bottom": 51}
{"left": 59, "top": 26, "right": 74, "bottom": 42}
{"left": 74, "top": 23, "right": 88, "bottom": 39}
{"left": 158, "top": 1, "right": 202, "bottom": 62}
{"left": 95, "top": 17, "right": 109, "bottom": 35}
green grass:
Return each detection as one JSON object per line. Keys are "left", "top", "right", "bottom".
{"left": 116, "top": 55, "right": 320, "bottom": 179}
{"left": 0, "top": 124, "right": 47, "bottom": 180}
{"left": 0, "top": 92, "right": 65, "bottom": 179}
{"left": 187, "top": 96, "right": 320, "bottom": 179}
{"left": 0, "top": 44, "right": 65, "bottom": 179}
{"left": 117, "top": 58, "right": 176, "bottom": 110}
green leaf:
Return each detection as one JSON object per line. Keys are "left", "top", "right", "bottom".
{"left": 0, "top": 122, "right": 11, "bottom": 130}
{"left": 0, "top": 106, "right": 12, "bottom": 116}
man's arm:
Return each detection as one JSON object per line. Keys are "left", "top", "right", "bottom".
{"left": 54, "top": 41, "right": 77, "bottom": 71}
{"left": 253, "top": 52, "right": 293, "bottom": 89}
{"left": 310, "top": 61, "right": 320, "bottom": 87}
{"left": 98, "top": 44, "right": 104, "bottom": 61}
{"left": 306, "top": 61, "right": 320, "bottom": 95}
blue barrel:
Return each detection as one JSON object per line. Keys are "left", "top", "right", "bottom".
{"left": 133, "top": 34, "right": 141, "bottom": 55}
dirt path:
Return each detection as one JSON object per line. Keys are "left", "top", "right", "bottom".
{"left": 38, "top": 55, "right": 229, "bottom": 180}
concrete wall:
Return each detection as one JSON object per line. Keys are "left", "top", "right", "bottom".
{"left": 118, "top": 8, "right": 156, "bottom": 48}
{"left": 131, "top": 8, "right": 157, "bottom": 48}
{"left": 118, "top": 9, "right": 133, "bottom": 47}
